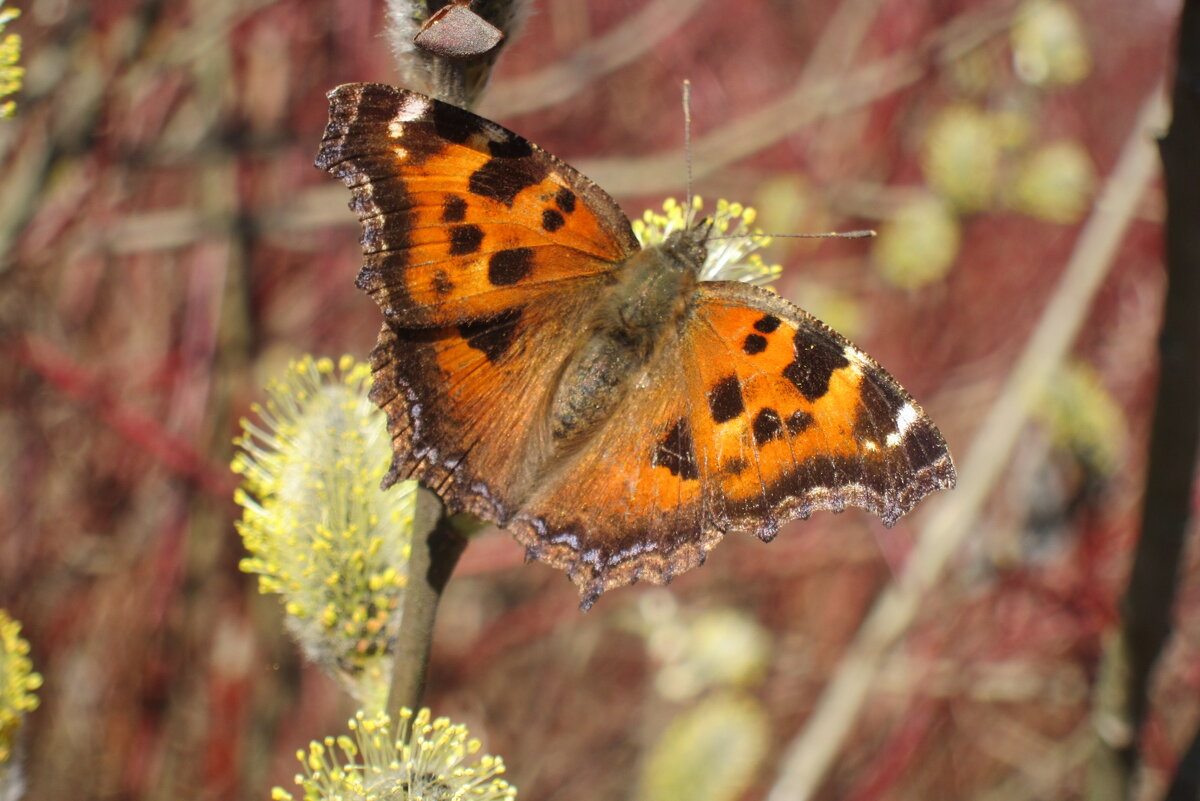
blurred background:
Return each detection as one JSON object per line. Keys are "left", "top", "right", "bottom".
{"left": 0, "top": 0, "right": 1188, "bottom": 799}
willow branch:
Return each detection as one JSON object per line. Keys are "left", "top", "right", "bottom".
{"left": 386, "top": 487, "right": 469, "bottom": 720}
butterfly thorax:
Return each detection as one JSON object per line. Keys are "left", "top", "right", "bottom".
{"left": 547, "top": 228, "right": 708, "bottom": 450}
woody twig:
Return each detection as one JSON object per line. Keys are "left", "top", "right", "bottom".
{"left": 376, "top": 0, "right": 525, "bottom": 718}
{"left": 1092, "top": 2, "right": 1200, "bottom": 797}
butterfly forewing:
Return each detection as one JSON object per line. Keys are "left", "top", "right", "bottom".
{"left": 317, "top": 83, "right": 640, "bottom": 328}
{"left": 686, "top": 282, "right": 956, "bottom": 529}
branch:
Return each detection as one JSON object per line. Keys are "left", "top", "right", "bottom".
{"left": 383, "top": 0, "right": 528, "bottom": 109}
{"left": 385, "top": 487, "right": 469, "bottom": 720}
{"left": 1095, "top": 2, "right": 1200, "bottom": 797}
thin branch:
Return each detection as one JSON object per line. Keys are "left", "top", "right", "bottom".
{"left": 1100, "top": 2, "right": 1200, "bottom": 797}
{"left": 385, "top": 488, "right": 469, "bottom": 720}
{"left": 1127, "top": 0, "right": 1200, "bottom": 754}
{"left": 373, "top": 1, "right": 525, "bottom": 718}
{"left": 765, "top": 83, "right": 1168, "bottom": 801}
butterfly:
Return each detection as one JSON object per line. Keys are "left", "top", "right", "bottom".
{"left": 316, "top": 83, "right": 957, "bottom": 608}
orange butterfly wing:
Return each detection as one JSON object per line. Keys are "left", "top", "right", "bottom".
{"left": 368, "top": 292, "right": 603, "bottom": 522}
{"left": 685, "top": 282, "right": 955, "bottom": 529}
{"left": 507, "top": 282, "right": 955, "bottom": 606}
{"left": 317, "top": 83, "right": 638, "bottom": 327}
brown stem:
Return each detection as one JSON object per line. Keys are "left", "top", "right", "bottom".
{"left": 1127, "top": 0, "right": 1200, "bottom": 757}
{"left": 383, "top": 0, "right": 525, "bottom": 109}
{"left": 386, "top": 489, "right": 469, "bottom": 721}
{"left": 1106, "top": 0, "right": 1200, "bottom": 794}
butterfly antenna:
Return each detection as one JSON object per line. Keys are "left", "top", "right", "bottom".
{"left": 708, "top": 229, "right": 878, "bottom": 241}
{"left": 682, "top": 79, "right": 696, "bottom": 230}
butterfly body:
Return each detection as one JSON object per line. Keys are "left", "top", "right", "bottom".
{"left": 550, "top": 227, "right": 704, "bottom": 449}
{"left": 318, "top": 83, "right": 956, "bottom": 606}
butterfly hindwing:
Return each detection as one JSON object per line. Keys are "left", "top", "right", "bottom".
{"left": 505, "top": 334, "right": 716, "bottom": 606}
{"left": 317, "top": 83, "right": 640, "bottom": 327}
{"left": 368, "top": 280, "right": 609, "bottom": 523}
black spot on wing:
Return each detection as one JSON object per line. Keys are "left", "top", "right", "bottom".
{"left": 708, "top": 376, "right": 745, "bottom": 423}
{"left": 469, "top": 158, "right": 545, "bottom": 206}
{"left": 441, "top": 194, "right": 467, "bottom": 223}
{"left": 752, "top": 408, "right": 784, "bottom": 445}
{"left": 457, "top": 307, "right": 523, "bottom": 362}
{"left": 754, "top": 315, "right": 782, "bottom": 334}
{"left": 786, "top": 410, "right": 814, "bottom": 434}
{"left": 783, "top": 332, "right": 850, "bottom": 402}
{"left": 555, "top": 187, "right": 577, "bottom": 214}
{"left": 449, "top": 224, "right": 484, "bottom": 255}
{"left": 722, "top": 456, "right": 749, "bottom": 475}
{"left": 653, "top": 418, "right": 700, "bottom": 480}
{"left": 743, "top": 334, "right": 768, "bottom": 355}
{"left": 542, "top": 208, "right": 565, "bottom": 232}
{"left": 430, "top": 101, "right": 479, "bottom": 144}
{"left": 488, "top": 248, "right": 535, "bottom": 286}
{"left": 487, "top": 135, "right": 534, "bottom": 159}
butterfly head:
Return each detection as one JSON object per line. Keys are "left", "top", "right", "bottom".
{"left": 659, "top": 218, "right": 713, "bottom": 275}
{"left": 631, "top": 199, "right": 781, "bottom": 286}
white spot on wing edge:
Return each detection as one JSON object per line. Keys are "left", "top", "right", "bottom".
{"left": 396, "top": 92, "right": 431, "bottom": 122}
{"left": 885, "top": 402, "right": 918, "bottom": 447}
